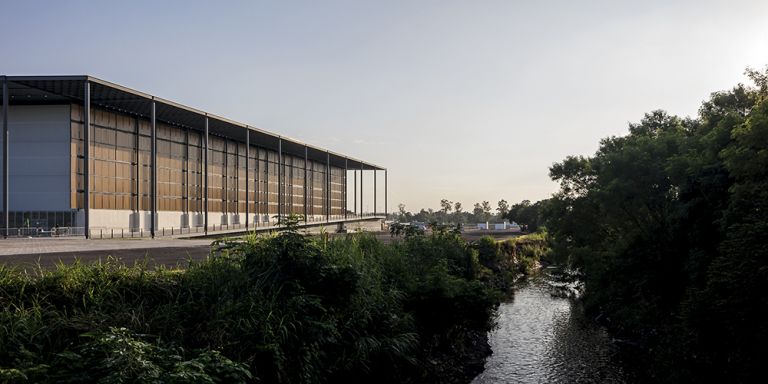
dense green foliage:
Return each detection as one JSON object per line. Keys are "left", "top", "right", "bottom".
{"left": 505, "top": 200, "right": 548, "bottom": 231}
{"left": 544, "top": 67, "right": 768, "bottom": 382}
{"left": 0, "top": 225, "right": 511, "bottom": 383}
{"left": 475, "top": 233, "right": 550, "bottom": 290}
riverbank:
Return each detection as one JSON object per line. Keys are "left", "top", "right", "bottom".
{"left": 0, "top": 223, "right": 531, "bottom": 383}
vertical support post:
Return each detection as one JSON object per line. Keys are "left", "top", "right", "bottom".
{"left": 344, "top": 158, "right": 348, "bottom": 220}
{"left": 150, "top": 100, "right": 157, "bottom": 238}
{"left": 134, "top": 117, "right": 140, "bottom": 226}
{"left": 326, "top": 151, "right": 330, "bottom": 222}
{"left": 374, "top": 169, "right": 377, "bottom": 217}
{"left": 303, "top": 146, "right": 308, "bottom": 222}
{"left": 353, "top": 168, "right": 357, "bottom": 217}
{"left": 1, "top": 77, "right": 7, "bottom": 238}
{"left": 223, "top": 139, "right": 228, "bottom": 222}
{"left": 185, "top": 128, "right": 190, "bottom": 226}
{"left": 255, "top": 147, "right": 260, "bottom": 227}
{"left": 384, "top": 169, "right": 388, "bottom": 218}
{"left": 278, "top": 137, "right": 283, "bottom": 223}
{"left": 264, "top": 152, "right": 268, "bottom": 225}
{"left": 203, "top": 116, "right": 209, "bottom": 234}
{"left": 360, "top": 163, "right": 364, "bottom": 217}
{"left": 245, "top": 130, "right": 249, "bottom": 230}
{"left": 83, "top": 80, "right": 91, "bottom": 238}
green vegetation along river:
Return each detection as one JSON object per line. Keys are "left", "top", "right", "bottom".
{"left": 472, "top": 269, "right": 628, "bottom": 383}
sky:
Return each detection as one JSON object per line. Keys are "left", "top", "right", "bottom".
{"left": 2, "top": 0, "right": 767, "bottom": 212}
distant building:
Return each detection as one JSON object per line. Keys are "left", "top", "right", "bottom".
{"left": 0, "top": 76, "right": 387, "bottom": 237}
{"left": 477, "top": 220, "right": 521, "bottom": 232}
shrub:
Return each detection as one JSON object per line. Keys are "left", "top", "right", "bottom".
{"left": 0, "top": 227, "right": 506, "bottom": 383}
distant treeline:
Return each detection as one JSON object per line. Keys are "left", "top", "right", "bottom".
{"left": 393, "top": 199, "right": 547, "bottom": 230}
{"left": 541, "top": 67, "right": 768, "bottom": 382}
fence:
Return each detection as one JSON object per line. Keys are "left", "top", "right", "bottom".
{"left": 1, "top": 214, "right": 385, "bottom": 239}
{"left": 1, "top": 227, "right": 85, "bottom": 238}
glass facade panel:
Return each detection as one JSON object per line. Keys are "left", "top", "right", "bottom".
{"left": 66, "top": 103, "right": 362, "bottom": 229}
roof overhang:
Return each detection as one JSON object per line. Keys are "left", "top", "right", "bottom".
{"left": 1, "top": 75, "right": 385, "bottom": 171}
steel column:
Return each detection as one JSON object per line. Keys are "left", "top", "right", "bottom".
{"left": 360, "top": 164, "right": 364, "bottom": 217}
{"left": 353, "top": 169, "right": 357, "bottom": 217}
{"left": 150, "top": 101, "right": 157, "bottom": 238}
{"left": 223, "top": 139, "right": 228, "bottom": 220}
{"left": 245, "top": 130, "right": 249, "bottom": 230}
{"left": 185, "top": 128, "right": 190, "bottom": 225}
{"left": 84, "top": 80, "right": 91, "bottom": 238}
{"left": 134, "top": 117, "right": 140, "bottom": 225}
{"left": 2, "top": 77, "right": 7, "bottom": 238}
{"left": 203, "top": 117, "right": 209, "bottom": 234}
{"left": 384, "top": 169, "right": 388, "bottom": 218}
{"left": 303, "top": 146, "right": 308, "bottom": 222}
{"left": 255, "top": 147, "right": 260, "bottom": 226}
{"left": 326, "top": 151, "right": 330, "bottom": 222}
{"left": 344, "top": 159, "right": 348, "bottom": 220}
{"left": 278, "top": 138, "right": 282, "bottom": 223}
{"left": 374, "top": 170, "right": 377, "bottom": 216}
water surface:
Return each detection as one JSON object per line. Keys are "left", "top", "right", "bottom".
{"left": 472, "top": 271, "right": 628, "bottom": 383}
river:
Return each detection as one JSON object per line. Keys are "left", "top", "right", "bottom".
{"left": 472, "top": 269, "right": 629, "bottom": 383}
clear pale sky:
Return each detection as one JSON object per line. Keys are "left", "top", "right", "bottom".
{"left": 2, "top": 0, "right": 767, "bottom": 212}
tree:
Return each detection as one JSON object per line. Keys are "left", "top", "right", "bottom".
{"left": 496, "top": 199, "right": 509, "bottom": 217}
{"left": 542, "top": 66, "right": 768, "bottom": 382}
{"left": 472, "top": 203, "right": 483, "bottom": 222}
{"left": 507, "top": 199, "right": 545, "bottom": 231}
{"left": 396, "top": 203, "right": 412, "bottom": 222}
{"left": 481, "top": 201, "right": 492, "bottom": 222}
{"left": 440, "top": 199, "right": 453, "bottom": 214}
{"left": 453, "top": 202, "right": 464, "bottom": 224}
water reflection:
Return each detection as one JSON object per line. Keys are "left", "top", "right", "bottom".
{"left": 472, "top": 272, "right": 627, "bottom": 383}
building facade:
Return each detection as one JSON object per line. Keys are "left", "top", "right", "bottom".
{"left": 1, "top": 76, "right": 386, "bottom": 238}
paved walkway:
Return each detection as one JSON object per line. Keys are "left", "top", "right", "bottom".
{"left": 0, "top": 238, "right": 214, "bottom": 269}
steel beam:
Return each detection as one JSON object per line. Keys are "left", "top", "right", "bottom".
{"left": 203, "top": 117, "right": 209, "bottom": 234}
{"left": 84, "top": 80, "right": 91, "bottom": 238}
{"left": 150, "top": 100, "right": 157, "bottom": 238}
{"left": 2, "top": 77, "right": 7, "bottom": 238}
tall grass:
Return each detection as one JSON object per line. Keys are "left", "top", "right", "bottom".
{"left": 0, "top": 225, "right": 508, "bottom": 383}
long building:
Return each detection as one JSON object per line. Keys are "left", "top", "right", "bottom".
{"left": 0, "top": 76, "right": 386, "bottom": 238}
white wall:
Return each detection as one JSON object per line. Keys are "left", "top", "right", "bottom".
{"left": 86, "top": 209, "right": 281, "bottom": 231}
{"left": 88, "top": 209, "right": 203, "bottom": 231}
{"left": 0, "top": 105, "right": 70, "bottom": 211}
